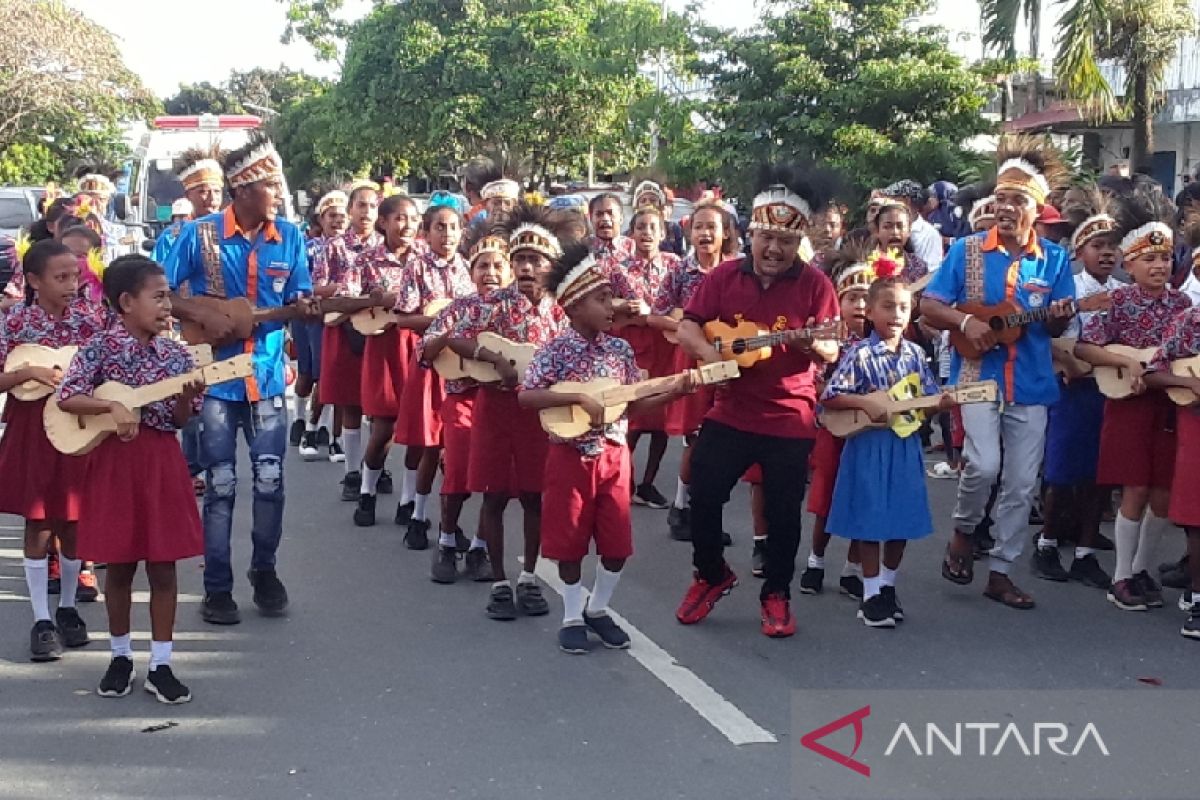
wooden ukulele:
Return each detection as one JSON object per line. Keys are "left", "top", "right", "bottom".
{"left": 433, "top": 331, "right": 538, "bottom": 384}
{"left": 4, "top": 344, "right": 78, "bottom": 401}
{"left": 702, "top": 320, "right": 840, "bottom": 369}
{"left": 1092, "top": 345, "right": 1158, "bottom": 399}
{"left": 949, "top": 294, "right": 1111, "bottom": 359}
{"left": 820, "top": 379, "right": 998, "bottom": 438}
{"left": 44, "top": 354, "right": 253, "bottom": 456}
{"left": 330, "top": 297, "right": 452, "bottom": 337}
{"left": 1050, "top": 337, "right": 1093, "bottom": 379}
{"left": 1165, "top": 355, "right": 1200, "bottom": 405}
{"left": 539, "top": 360, "right": 740, "bottom": 438}
{"left": 179, "top": 296, "right": 309, "bottom": 348}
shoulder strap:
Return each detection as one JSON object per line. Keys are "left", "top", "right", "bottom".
{"left": 197, "top": 221, "right": 226, "bottom": 299}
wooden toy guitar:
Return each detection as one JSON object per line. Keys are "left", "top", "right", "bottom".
{"left": 949, "top": 294, "right": 1110, "bottom": 359}
{"left": 1050, "top": 337, "right": 1093, "bottom": 379}
{"left": 701, "top": 320, "right": 840, "bottom": 369}
{"left": 1092, "top": 345, "right": 1158, "bottom": 399}
{"left": 432, "top": 331, "right": 538, "bottom": 384}
{"left": 327, "top": 298, "right": 452, "bottom": 337}
{"left": 4, "top": 344, "right": 78, "bottom": 401}
{"left": 820, "top": 379, "right": 998, "bottom": 438}
{"left": 1165, "top": 355, "right": 1200, "bottom": 405}
{"left": 179, "top": 297, "right": 308, "bottom": 348}
{"left": 539, "top": 360, "right": 740, "bottom": 438}
{"left": 44, "top": 354, "right": 253, "bottom": 456}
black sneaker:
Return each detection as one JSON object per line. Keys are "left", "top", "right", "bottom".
{"left": 353, "top": 494, "right": 377, "bottom": 527}
{"left": 857, "top": 595, "right": 897, "bottom": 628}
{"left": 299, "top": 431, "right": 321, "bottom": 461}
{"left": 1068, "top": 554, "right": 1111, "bottom": 589}
{"left": 55, "top": 607, "right": 90, "bottom": 648}
{"left": 799, "top": 566, "right": 824, "bottom": 594}
{"left": 463, "top": 548, "right": 493, "bottom": 582}
{"left": 486, "top": 583, "right": 518, "bottom": 621}
{"left": 752, "top": 539, "right": 767, "bottom": 578}
{"left": 394, "top": 501, "right": 415, "bottom": 526}
{"left": 1032, "top": 546, "right": 1069, "bottom": 582}
{"left": 558, "top": 623, "right": 590, "bottom": 654}
{"left": 431, "top": 545, "right": 459, "bottom": 584}
{"left": 667, "top": 504, "right": 691, "bottom": 540}
{"left": 880, "top": 585, "right": 904, "bottom": 621}
{"left": 29, "top": 620, "right": 62, "bottom": 662}
{"left": 404, "top": 518, "right": 431, "bottom": 550}
{"left": 839, "top": 574, "right": 864, "bottom": 600}
{"left": 96, "top": 656, "right": 135, "bottom": 697}
{"left": 633, "top": 483, "right": 669, "bottom": 509}
{"left": 377, "top": 470, "right": 394, "bottom": 495}
{"left": 314, "top": 426, "right": 331, "bottom": 447}
{"left": 452, "top": 528, "right": 470, "bottom": 553}
{"left": 1183, "top": 605, "right": 1200, "bottom": 641}
{"left": 584, "top": 611, "right": 630, "bottom": 649}
{"left": 1161, "top": 557, "right": 1191, "bottom": 589}
{"left": 516, "top": 580, "right": 549, "bottom": 616}
{"left": 1028, "top": 501, "right": 1044, "bottom": 526}
{"left": 248, "top": 569, "right": 288, "bottom": 616}
{"left": 328, "top": 441, "right": 346, "bottom": 463}
{"left": 341, "top": 471, "right": 361, "bottom": 501}
{"left": 201, "top": 591, "right": 241, "bottom": 625}
{"left": 289, "top": 418, "right": 305, "bottom": 447}
{"left": 144, "top": 665, "right": 192, "bottom": 705}
{"left": 1133, "top": 570, "right": 1164, "bottom": 608}
{"left": 1092, "top": 532, "right": 1115, "bottom": 551}
{"left": 721, "top": 530, "right": 733, "bottom": 546}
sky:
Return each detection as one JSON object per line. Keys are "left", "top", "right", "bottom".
{"left": 68, "top": 0, "right": 992, "bottom": 99}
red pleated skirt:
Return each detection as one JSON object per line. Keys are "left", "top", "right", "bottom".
{"left": 0, "top": 396, "right": 87, "bottom": 521}
{"left": 664, "top": 345, "right": 714, "bottom": 436}
{"left": 319, "top": 325, "right": 363, "bottom": 407}
{"left": 361, "top": 327, "right": 416, "bottom": 418}
{"left": 76, "top": 427, "right": 203, "bottom": 564}
{"left": 1169, "top": 408, "right": 1200, "bottom": 527}
{"left": 440, "top": 389, "right": 476, "bottom": 496}
{"left": 614, "top": 324, "right": 674, "bottom": 432}
{"left": 806, "top": 427, "right": 846, "bottom": 518}
{"left": 394, "top": 352, "right": 444, "bottom": 447}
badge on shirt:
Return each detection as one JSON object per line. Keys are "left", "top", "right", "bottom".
{"left": 1022, "top": 278, "right": 1051, "bottom": 308}
{"left": 266, "top": 262, "right": 290, "bottom": 294}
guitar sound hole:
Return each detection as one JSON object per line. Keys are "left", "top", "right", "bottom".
{"left": 731, "top": 340, "right": 747, "bottom": 355}
{"left": 988, "top": 317, "right": 1006, "bottom": 332}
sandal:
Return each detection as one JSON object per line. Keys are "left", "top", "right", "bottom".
{"left": 941, "top": 540, "right": 973, "bottom": 585}
{"left": 983, "top": 573, "right": 1036, "bottom": 610}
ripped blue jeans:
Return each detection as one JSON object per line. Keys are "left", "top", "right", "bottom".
{"left": 199, "top": 396, "right": 288, "bottom": 594}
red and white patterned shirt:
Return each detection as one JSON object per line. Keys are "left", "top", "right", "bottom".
{"left": 421, "top": 295, "right": 482, "bottom": 396}
{"left": 451, "top": 284, "right": 567, "bottom": 348}
{"left": 392, "top": 249, "right": 474, "bottom": 314}
{"left": 602, "top": 250, "right": 680, "bottom": 305}
{"left": 0, "top": 297, "right": 109, "bottom": 365}
{"left": 651, "top": 254, "right": 717, "bottom": 315}
{"left": 321, "top": 230, "right": 381, "bottom": 297}
{"left": 358, "top": 240, "right": 426, "bottom": 294}
{"left": 589, "top": 235, "right": 635, "bottom": 259}
{"left": 1080, "top": 284, "right": 1192, "bottom": 349}
{"left": 1149, "top": 304, "right": 1200, "bottom": 374}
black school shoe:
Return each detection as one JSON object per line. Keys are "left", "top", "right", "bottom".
{"left": 201, "top": 592, "right": 241, "bottom": 625}
{"left": 583, "top": 611, "right": 630, "bottom": 649}
{"left": 1068, "top": 554, "right": 1111, "bottom": 589}
{"left": 394, "top": 501, "right": 415, "bottom": 527}
{"left": 463, "top": 548, "right": 493, "bottom": 582}
{"left": 145, "top": 665, "right": 192, "bottom": 704}
{"left": 314, "top": 426, "right": 331, "bottom": 447}
{"left": 839, "top": 574, "right": 864, "bottom": 600}
{"left": 289, "top": 419, "right": 305, "bottom": 447}
{"left": 430, "top": 545, "right": 459, "bottom": 584}
{"left": 377, "top": 470, "right": 394, "bottom": 495}
{"left": 880, "top": 585, "right": 904, "bottom": 622}
{"left": 558, "top": 624, "right": 591, "bottom": 654}
{"left": 353, "top": 494, "right": 377, "bottom": 527}
{"left": 668, "top": 505, "right": 691, "bottom": 540}
{"left": 798, "top": 566, "right": 824, "bottom": 594}
{"left": 30, "top": 620, "right": 62, "bottom": 662}
{"left": 633, "top": 483, "right": 669, "bottom": 509}
{"left": 248, "top": 569, "right": 289, "bottom": 616}
{"left": 96, "top": 656, "right": 134, "bottom": 697}
{"left": 404, "top": 518, "right": 431, "bottom": 550}
{"left": 1032, "top": 546, "right": 1069, "bottom": 582}
{"left": 486, "top": 583, "right": 518, "bottom": 621}
{"left": 857, "top": 595, "right": 896, "bottom": 628}
{"left": 55, "top": 607, "right": 90, "bottom": 648}
{"left": 341, "top": 471, "right": 361, "bottom": 501}
{"left": 515, "top": 581, "right": 549, "bottom": 616}
{"left": 1133, "top": 571, "right": 1164, "bottom": 608}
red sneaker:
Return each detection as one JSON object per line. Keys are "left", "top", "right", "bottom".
{"left": 760, "top": 592, "right": 795, "bottom": 638}
{"left": 676, "top": 566, "right": 738, "bottom": 625}
{"left": 76, "top": 571, "right": 99, "bottom": 603}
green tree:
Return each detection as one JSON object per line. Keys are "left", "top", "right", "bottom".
{"left": 272, "top": 91, "right": 374, "bottom": 189}
{"left": 1055, "top": 0, "right": 1197, "bottom": 172}
{"left": 164, "top": 82, "right": 243, "bottom": 115}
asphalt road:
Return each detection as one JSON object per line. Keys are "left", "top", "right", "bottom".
{"left": 1, "top": 435, "right": 1196, "bottom": 800}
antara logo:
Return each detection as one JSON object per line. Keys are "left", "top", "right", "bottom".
{"left": 800, "top": 705, "right": 872, "bottom": 777}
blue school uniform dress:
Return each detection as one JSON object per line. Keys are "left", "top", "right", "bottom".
{"left": 821, "top": 333, "right": 940, "bottom": 541}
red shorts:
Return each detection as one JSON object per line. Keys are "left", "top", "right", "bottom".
{"left": 615, "top": 324, "right": 673, "bottom": 432}
{"left": 1169, "top": 408, "right": 1200, "bottom": 527}
{"left": 318, "top": 325, "right": 363, "bottom": 407}
{"left": 665, "top": 344, "right": 714, "bottom": 436}
{"left": 394, "top": 353, "right": 444, "bottom": 447}
{"left": 360, "top": 327, "right": 416, "bottom": 418}
{"left": 951, "top": 405, "right": 965, "bottom": 449}
{"left": 0, "top": 396, "right": 86, "bottom": 521}
{"left": 1096, "top": 392, "right": 1176, "bottom": 489}
{"left": 742, "top": 464, "right": 762, "bottom": 484}
{"left": 806, "top": 427, "right": 845, "bottom": 518}
{"left": 440, "top": 390, "right": 475, "bottom": 496}
{"left": 468, "top": 388, "right": 548, "bottom": 495}
{"left": 540, "top": 442, "right": 632, "bottom": 562}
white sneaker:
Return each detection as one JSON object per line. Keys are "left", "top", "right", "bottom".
{"left": 926, "top": 461, "right": 959, "bottom": 479}
{"left": 298, "top": 432, "right": 321, "bottom": 462}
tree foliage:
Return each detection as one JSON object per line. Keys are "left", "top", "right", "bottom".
{"left": 164, "top": 67, "right": 329, "bottom": 116}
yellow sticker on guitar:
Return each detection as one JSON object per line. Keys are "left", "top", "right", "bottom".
{"left": 886, "top": 373, "right": 925, "bottom": 439}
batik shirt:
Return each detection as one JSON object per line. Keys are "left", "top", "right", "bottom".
{"left": 1149, "top": 305, "right": 1200, "bottom": 374}
{"left": 421, "top": 295, "right": 481, "bottom": 396}
{"left": 602, "top": 250, "right": 680, "bottom": 305}
{"left": 322, "top": 230, "right": 381, "bottom": 297}
{"left": 1079, "top": 284, "right": 1192, "bottom": 349}
{"left": 392, "top": 249, "right": 473, "bottom": 314}
{"left": 589, "top": 235, "right": 635, "bottom": 259}
{"left": 58, "top": 323, "right": 200, "bottom": 433}
{"left": 651, "top": 254, "right": 715, "bottom": 315}
{"left": 821, "top": 332, "right": 939, "bottom": 401}
{"left": 523, "top": 328, "right": 641, "bottom": 456}
{"left": 358, "top": 240, "right": 426, "bottom": 294}
{"left": 305, "top": 235, "right": 328, "bottom": 286}
{"left": 0, "top": 297, "right": 108, "bottom": 365}
{"left": 1064, "top": 270, "right": 1125, "bottom": 339}
{"left": 451, "top": 284, "right": 567, "bottom": 348}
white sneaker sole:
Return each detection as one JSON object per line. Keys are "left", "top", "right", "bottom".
{"left": 144, "top": 678, "right": 192, "bottom": 704}
{"left": 857, "top": 611, "right": 896, "bottom": 628}
{"left": 97, "top": 670, "right": 134, "bottom": 698}
{"left": 1106, "top": 592, "right": 1148, "bottom": 612}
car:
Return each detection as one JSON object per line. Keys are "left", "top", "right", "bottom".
{"left": 0, "top": 187, "right": 43, "bottom": 289}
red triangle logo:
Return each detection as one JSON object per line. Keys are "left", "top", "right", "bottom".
{"left": 799, "top": 705, "right": 871, "bottom": 777}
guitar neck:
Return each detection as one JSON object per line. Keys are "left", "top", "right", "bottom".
{"left": 734, "top": 327, "right": 821, "bottom": 350}
{"left": 1006, "top": 298, "right": 1077, "bottom": 329}
{"left": 600, "top": 374, "right": 680, "bottom": 405}
{"left": 126, "top": 362, "right": 226, "bottom": 408}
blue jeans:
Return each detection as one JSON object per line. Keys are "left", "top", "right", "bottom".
{"left": 199, "top": 396, "right": 288, "bottom": 594}
{"left": 181, "top": 415, "right": 202, "bottom": 476}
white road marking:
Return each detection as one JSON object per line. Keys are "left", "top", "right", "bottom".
{"left": 533, "top": 559, "right": 777, "bottom": 746}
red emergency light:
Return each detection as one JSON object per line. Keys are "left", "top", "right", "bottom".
{"left": 152, "top": 114, "right": 262, "bottom": 131}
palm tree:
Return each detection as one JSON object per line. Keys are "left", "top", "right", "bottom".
{"left": 1055, "top": 0, "right": 1197, "bottom": 172}
{"left": 979, "top": 0, "right": 1045, "bottom": 111}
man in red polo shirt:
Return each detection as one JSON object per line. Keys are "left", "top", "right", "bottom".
{"left": 673, "top": 164, "right": 840, "bottom": 638}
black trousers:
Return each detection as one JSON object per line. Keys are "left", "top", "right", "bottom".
{"left": 688, "top": 420, "right": 813, "bottom": 598}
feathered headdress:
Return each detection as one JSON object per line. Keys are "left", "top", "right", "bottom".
{"left": 223, "top": 131, "right": 283, "bottom": 190}
{"left": 1113, "top": 182, "right": 1174, "bottom": 259}
{"left": 86, "top": 248, "right": 106, "bottom": 279}
{"left": 497, "top": 202, "right": 579, "bottom": 259}
{"left": 13, "top": 230, "right": 31, "bottom": 262}
{"left": 547, "top": 242, "right": 611, "bottom": 309}
{"left": 749, "top": 162, "right": 840, "bottom": 234}
{"left": 994, "top": 135, "right": 1070, "bottom": 207}
{"left": 175, "top": 143, "right": 226, "bottom": 191}
{"left": 823, "top": 236, "right": 875, "bottom": 296}
{"left": 1061, "top": 183, "right": 1120, "bottom": 256}
{"left": 462, "top": 223, "right": 510, "bottom": 265}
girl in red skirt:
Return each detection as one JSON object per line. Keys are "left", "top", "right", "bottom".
{"left": 1145, "top": 304, "right": 1200, "bottom": 639}
{"left": 1076, "top": 190, "right": 1191, "bottom": 612}
{"left": 0, "top": 240, "right": 107, "bottom": 662}
{"left": 648, "top": 201, "right": 738, "bottom": 540}
{"left": 57, "top": 255, "right": 204, "bottom": 704}
{"left": 603, "top": 206, "right": 680, "bottom": 509}
{"left": 390, "top": 202, "right": 475, "bottom": 547}
{"left": 352, "top": 194, "right": 425, "bottom": 526}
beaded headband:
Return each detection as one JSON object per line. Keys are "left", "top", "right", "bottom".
{"left": 749, "top": 185, "right": 810, "bottom": 232}
{"left": 1070, "top": 213, "right": 1118, "bottom": 256}
{"left": 481, "top": 179, "right": 520, "bottom": 201}
{"left": 509, "top": 223, "right": 562, "bottom": 258}
{"left": 226, "top": 141, "right": 283, "bottom": 189}
{"left": 178, "top": 159, "right": 223, "bottom": 191}
{"left": 995, "top": 159, "right": 1051, "bottom": 206}
{"left": 555, "top": 254, "right": 611, "bottom": 309}
{"left": 469, "top": 235, "right": 509, "bottom": 264}
{"left": 1120, "top": 222, "right": 1173, "bottom": 260}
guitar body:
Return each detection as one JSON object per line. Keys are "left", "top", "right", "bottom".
{"left": 44, "top": 381, "right": 141, "bottom": 456}
{"left": 1167, "top": 355, "right": 1200, "bottom": 405}
{"left": 1051, "top": 337, "right": 1092, "bottom": 378}
{"left": 947, "top": 300, "right": 1023, "bottom": 359}
{"left": 820, "top": 380, "right": 998, "bottom": 438}
{"left": 821, "top": 391, "right": 893, "bottom": 438}
{"left": 179, "top": 296, "right": 256, "bottom": 347}
{"left": 349, "top": 306, "right": 395, "bottom": 336}
{"left": 1093, "top": 345, "right": 1158, "bottom": 399}
{"left": 462, "top": 332, "right": 539, "bottom": 383}
{"left": 539, "top": 379, "right": 626, "bottom": 439}
{"left": 703, "top": 319, "right": 772, "bottom": 369}
{"left": 4, "top": 344, "right": 78, "bottom": 401}
{"left": 431, "top": 348, "right": 471, "bottom": 381}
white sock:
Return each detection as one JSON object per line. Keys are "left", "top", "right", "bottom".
{"left": 517, "top": 570, "right": 537, "bottom": 585}
{"left": 413, "top": 492, "right": 430, "bottom": 521}
{"left": 562, "top": 582, "right": 586, "bottom": 625}
{"left": 361, "top": 467, "right": 381, "bottom": 496}
{"left": 110, "top": 633, "right": 133, "bottom": 659}
{"left": 400, "top": 468, "right": 418, "bottom": 505}
{"left": 470, "top": 536, "right": 486, "bottom": 550}
{"left": 24, "top": 558, "right": 50, "bottom": 621}
{"left": 1038, "top": 536, "right": 1057, "bottom": 549}
{"left": 587, "top": 565, "right": 622, "bottom": 615}
{"left": 841, "top": 561, "right": 862, "bottom": 578}
{"left": 1075, "top": 546, "right": 1096, "bottom": 559}
{"left": 1132, "top": 510, "right": 1171, "bottom": 575}
{"left": 880, "top": 567, "right": 897, "bottom": 587}
{"left": 293, "top": 393, "right": 308, "bottom": 425}
{"left": 149, "top": 640, "right": 172, "bottom": 670}
{"left": 1113, "top": 512, "right": 1139, "bottom": 582}
{"left": 807, "top": 553, "right": 826, "bottom": 570}
{"left": 438, "top": 530, "right": 457, "bottom": 548}
{"left": 342, "top": 427, "right": 363, "bottom": 474}
{"left": 674, "top": 478, "right": 688, "bottom": 509}
{"left": 305, "top": 417, "right": 318, "bottom": 433}
{"left": 318, "top": 405, "right": 333, "bottom": 429}
{"left": 863, "top": 575, "right": 882, "bottom": 599}
{"left": 58, "top": 556, "right": 81, "bottom": 609}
